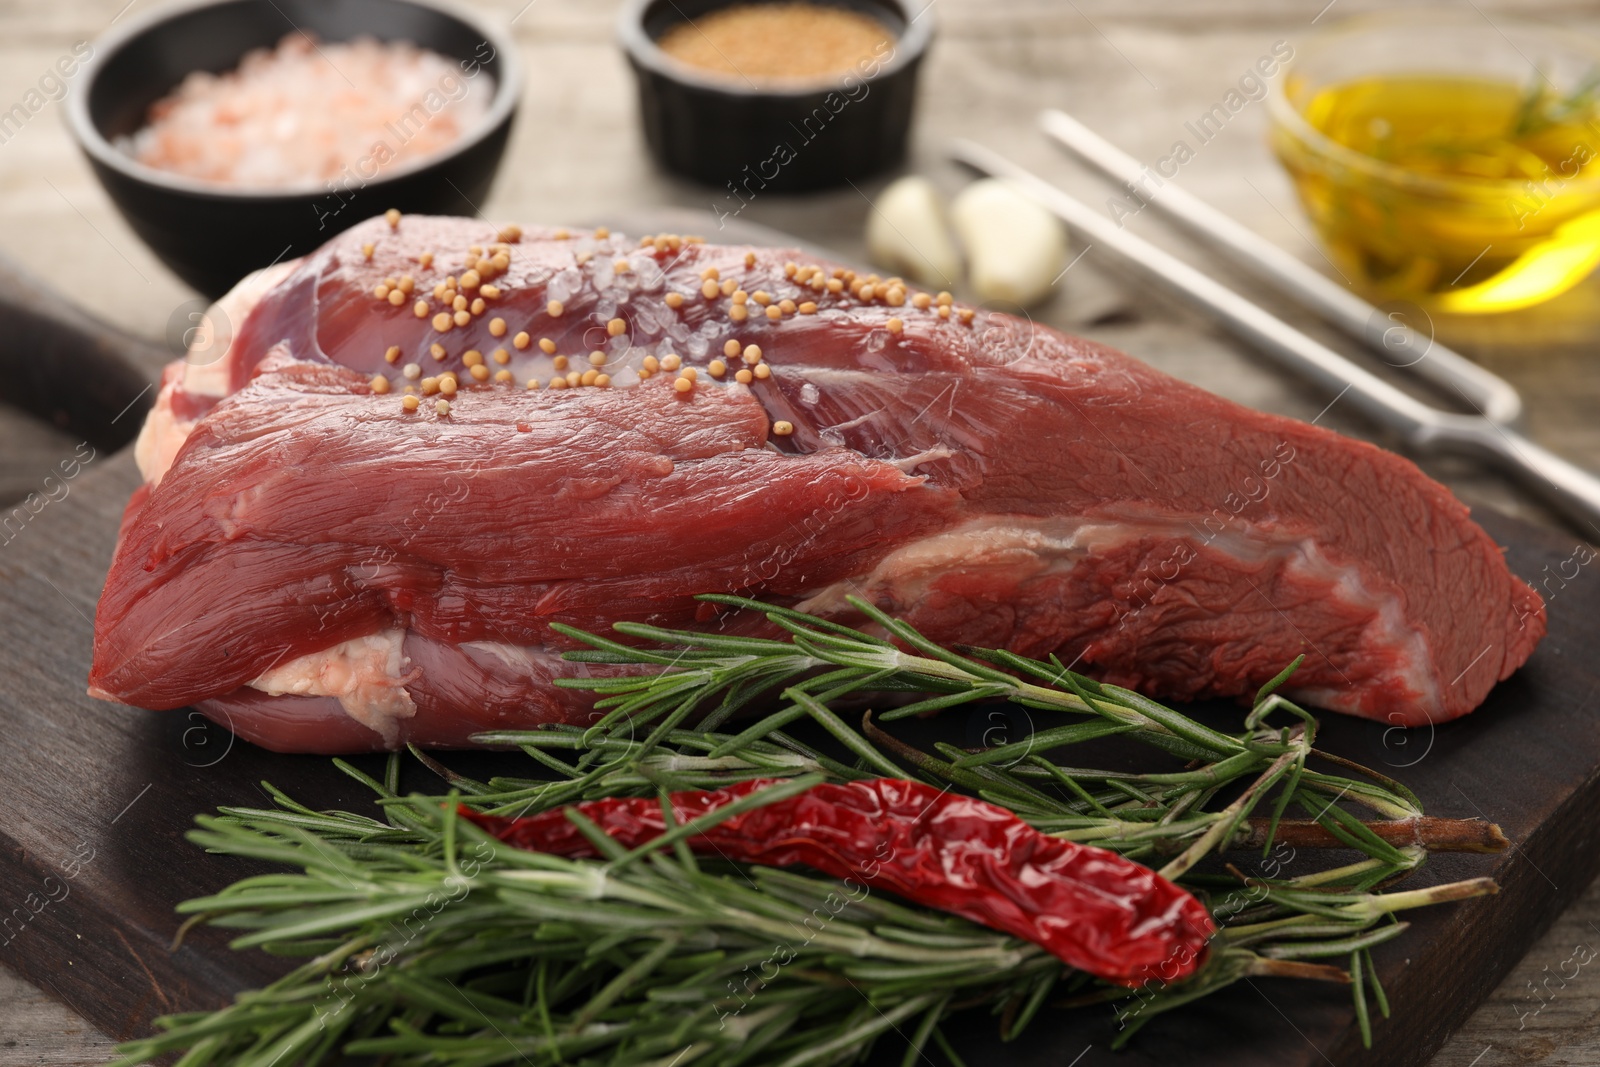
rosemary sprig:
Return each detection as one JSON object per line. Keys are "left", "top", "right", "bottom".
{"left": 115, "top": 596, "right": 1502, "bottom": 1065}
{"left": 1511, "top": 65, "right": 1600, "bottom": 138}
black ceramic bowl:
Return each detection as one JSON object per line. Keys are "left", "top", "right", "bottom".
{"left": 66, "top": 0, "right": 521, "bottom": 298}
{"left": 618, "top": 0, "right": 932, "bottom": 193}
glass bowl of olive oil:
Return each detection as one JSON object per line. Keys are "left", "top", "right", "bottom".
{"left": 1269, "top": 11, "right": 1600, "bottom": 314}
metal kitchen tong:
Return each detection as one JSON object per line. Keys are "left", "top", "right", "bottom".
{"left": 949, "top": 111, "right": 1600, "bottom": 537}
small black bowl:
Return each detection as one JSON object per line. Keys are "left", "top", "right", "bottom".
{"left": 66, "top": 0, "right": 522, "bottom": 298}
{"left": 618, "top": 0, "right": 932, "bottom": 194}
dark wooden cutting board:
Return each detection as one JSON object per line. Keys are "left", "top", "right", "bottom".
{"left": 1, "top": 449, "right": 1596, "bottom": 1067}
{"left": 1, "top": 210, "right": 1596, "bottom": 1064}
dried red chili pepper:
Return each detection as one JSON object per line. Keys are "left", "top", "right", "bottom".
{"left": 465, "top": 777, "right": 1213, "bottom": 985}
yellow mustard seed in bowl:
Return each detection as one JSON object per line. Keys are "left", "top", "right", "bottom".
{"left": 656, "top": 2, "right": 892, "bottom": 83}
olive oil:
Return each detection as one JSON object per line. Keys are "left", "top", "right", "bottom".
{"left": 1274, "top": 73, "right": 1600, "bottom": 312}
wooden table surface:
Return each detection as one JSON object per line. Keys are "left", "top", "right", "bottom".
{"left": 1, "top": 0, "right": 1598, "bottom": 1063}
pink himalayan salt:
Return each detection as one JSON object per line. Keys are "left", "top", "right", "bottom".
{"left": 120, "top": 33, "right": 492, "bottom": 190}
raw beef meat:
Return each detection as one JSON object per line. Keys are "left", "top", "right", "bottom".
{"left": 89, "top": 215, "right": 1546, "bottom": 752}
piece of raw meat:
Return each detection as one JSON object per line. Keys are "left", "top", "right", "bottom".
{"left": 89, "top": 216, "right": 1545, "bottom": 752}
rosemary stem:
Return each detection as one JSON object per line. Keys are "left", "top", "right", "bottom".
{"left": 1158, "top": 747, "right": 1301, "bottom": 882}
{"left": 1230, "top": 817, "right": 1508, "bottom": 854}
{"left": 1342, "top": 877, "right": 1500, "bottom": 917}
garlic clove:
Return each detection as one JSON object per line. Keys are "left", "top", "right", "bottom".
{"left": 864, "top": 176, "right": 963, "bottom": 290}
{"left": 949, "top": 179, "right": 1067, "bottom": 308}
